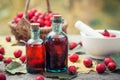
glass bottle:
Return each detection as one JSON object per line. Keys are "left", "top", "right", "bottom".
{"left": 45, "top": 15, "right": 68, "bottom": 72}
{"left": 26, "top": 23, "right": 45, "bottom": 74}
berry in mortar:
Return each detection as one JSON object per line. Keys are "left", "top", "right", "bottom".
{"left": 100, "top": 29, "right": 116, "bottom": 38}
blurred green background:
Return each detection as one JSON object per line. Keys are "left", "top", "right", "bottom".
{"left": 0, "top": 0, "right": 120, "bottom": 36}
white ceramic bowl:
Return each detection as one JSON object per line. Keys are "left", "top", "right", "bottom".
{"left": 81, "top": 30, "right": 120, "bottom": 59}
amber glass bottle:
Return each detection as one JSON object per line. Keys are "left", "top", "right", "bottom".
{"left": 26, "top": 23, "right": 45, "bottom": 73}
{"left": 45, "top": 15, "right": 68, "bottom": 72}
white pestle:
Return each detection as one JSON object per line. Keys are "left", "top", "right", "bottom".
{"left": 75, "top": 21, "right": 104, "bottom": 38}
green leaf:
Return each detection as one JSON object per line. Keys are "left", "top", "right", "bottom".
{"left": 110, "top": 53, "right": 120, "bottom": 73}
{"left": 5, "top": 61, "right": 27, "bottom": 74}
{"left": 69, "top": 45, "right": 85, "bottom": 54}
{"left": 43, "top": 72, "right": 77, "bottom": 80}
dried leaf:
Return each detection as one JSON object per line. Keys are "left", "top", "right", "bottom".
{"left": 110, "top": 53, "right": 120, "bottom": 71}
{"left": 68, "top": 58, "right": 97, "bottom": 73}
{"left": 5, "top": 61, "right": 27, "bottom": 74}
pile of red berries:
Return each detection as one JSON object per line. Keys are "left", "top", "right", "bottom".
{"left": 0, "top": 37, "right": 26, "bottom": 65}
{"left": 100, "top": 29, "right": 116, "bottom": 38}
{"left": 96, "top": 57, "right": 116, "bottom": 74}
{"left": 12, "top": 9, "right": 58, "bottom": 27}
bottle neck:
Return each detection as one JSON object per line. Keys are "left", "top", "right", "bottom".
{"left": 30, "top": 28, "right": 40, "bottom": 40}
{"left": 52, "top": 23, "right": 62, "bottom": 33}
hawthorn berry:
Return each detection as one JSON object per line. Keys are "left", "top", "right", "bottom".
{"left": 0, "top": 73, "right": 6, "bottom": 80}
{"left": 19, "top": 55, "right": 26, "bottom": 63}
{"left": 0, "top": 47, "right": 5, "bottom": 55}
{"left": 96, "top": 64, "right": 106, "bottom": 74}
{"left": 69, "top": 53, "right": 79, "bottom": 62}
{"left": 13, "top": 49, "right": 22, "bottom": 58}
{"left": 35, "top": 75, "right": 44, "bottom": 80}
{"left": 104, "top": 57, "right": 114, "bottom": 66}
{"left": 107, "top": 62, "right": 116, "bottom": 71}
{"left": 68, "top": 65, "right": 77, "bottom": 75}
{"left": 83, "top": 58, "right": 92, "bottom": 68}
{"left": 5, "top": 36, "right": 11, "bottom": 42}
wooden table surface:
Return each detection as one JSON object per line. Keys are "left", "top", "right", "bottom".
{"left": 1, "top": 35, "right": 120, "bottom": 80}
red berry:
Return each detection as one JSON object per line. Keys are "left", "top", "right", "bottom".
{"left": 31, "top": 9, "right": 37, "bottom": 15}
{"left": 17, "top": 12, "right": 23, "bottom": 18}
{"left": 4, "top": 58, "right": 12, "bottom": 65}
{"left": 37, "top": 19, "right": 45, "bottom": 27}
{"left": 35, "top": 12, "right": 41, "bottom": 17}
{"left": 0, "top": 73, "right": 6, "bottom": 80}
{"left": 30, "top": 16, "right": 37, "bottom": 23}
{"left": 0, "top": 54, "right": 4, "bottom": 61}
{"left": 96, "top": 64, "right": 106, "bottom": 74}
{"left": 110, "top": 34, "right": 116, "bottom": 38}
{"left": 83, "top": 58, "right": 92, "bottom": 67}
{"left": 107, "top": 62, "right": 116, "bottom": 71}
{"left": 35, "top": 75, "right": 44, "bottom": 80}
{"left": 69, "top": 53, "right": 79, "bottom": 62}
{"left": 0, "top": 47, "right": 5, "bottom": 55}
{"left": 44, "top": 20, "right": 51, "bottom": 26}
{"left": 68, "top": 65, "right": 77, "bottom": 75}
{"left": 5, "top": 36, "right": 11, "bottom": 42}
{"left": 69, "top": 42, "right": 77, "bottom": 49}
{"left": 48, "top": 13, "right": 53, "bottom": 18}
{"left": 14, "top": 17, "right": 21, "bottom": 23}
{"left": 27, "top": 10, "right": 34, "bottom": 19}
{"left": 38, "top": 14, "right": 45, "bottom": 19}
{"left": 19, "top": 55, "right": 26, "bottom": 63}
{"left": 101, "top": 29, "right": 110, "bottom": 37}
{"left": 13, "top": 49, "right": 22, "bottom": 58}
{"left": 104, "top": 57, "right": 114, "bottom": 66}
{"left": 44, "top": 15, "right": 50, "bottom": 21}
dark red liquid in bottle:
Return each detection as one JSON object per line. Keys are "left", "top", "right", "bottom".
{"left": 46, "top": 36, "right": 68, "bottom": 72}
{"left": 26, "top": 43, "right": 45, "bottom": 73}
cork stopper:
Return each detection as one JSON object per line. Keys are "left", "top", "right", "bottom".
{"left": 30, "top": 23, "right": 40, "bottom": 30}
{"left": 52, "top": 15, "right": 62, "bottom": 23}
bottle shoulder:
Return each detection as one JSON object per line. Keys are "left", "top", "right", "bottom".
{"left": 27, "top": 38, "right": 43, "bottom": 45}
{"left": 46, "top": 31, "right": 68, "bottom": 39}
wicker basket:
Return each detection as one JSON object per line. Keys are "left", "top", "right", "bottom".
{"left": 9, "top": 21, "right": 67, "bottom": 42}
{"left": 8, "top": 0, "right": 68, "bottom": 42}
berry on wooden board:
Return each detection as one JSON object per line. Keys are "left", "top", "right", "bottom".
{"left": 35, "top": 75, "right": 44, "bottom": 80}
{"left": 0, "top": 73, "right": 6, "bottom": 80}
{"left": 96, "top": 64, "right": 106, "bottom": 74}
